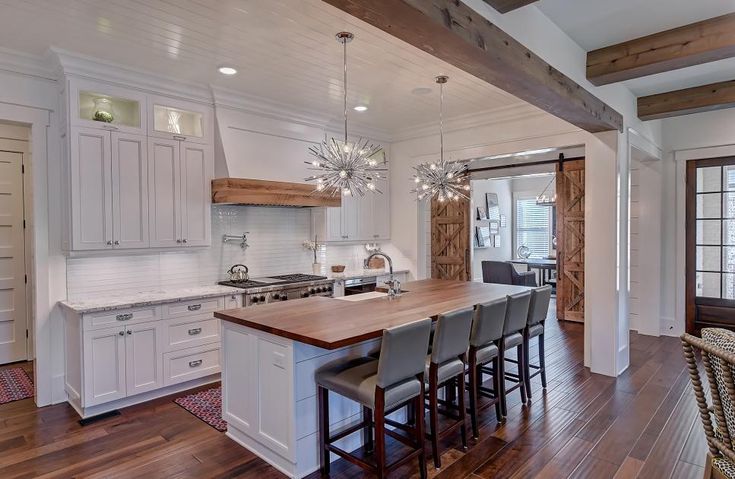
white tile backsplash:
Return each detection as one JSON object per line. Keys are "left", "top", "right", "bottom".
{"left": 66, "top": 205, "right": 410, "bottom": 300}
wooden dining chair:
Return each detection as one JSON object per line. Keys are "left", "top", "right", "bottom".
{"left": 682, "top": 329, "right": 735, "bottom": 479}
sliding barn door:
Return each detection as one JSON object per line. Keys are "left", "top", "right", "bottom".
{"left": 431, "top": 197, "right": 470, "bottom": 281}
{"left": 557, "top": 159, "right": 585, "bottom": 322}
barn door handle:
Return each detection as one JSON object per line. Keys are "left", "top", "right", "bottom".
{"left": 465, "top": 249, "right": 470, "bottom": 278}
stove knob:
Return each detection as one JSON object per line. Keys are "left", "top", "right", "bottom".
{"left": 302, "top": 292, "right": 310, "bottom": 298}
{"left": 259, "top": 295, "right": 266, "bottom": 303}
{"left": 251, "top": 296, "right": 259, "bottom": 304}
{"left": 321, "top": 287, "right": 327, "bottom": 292}
{"left": 310, "top": 288, "right": 316, "bottom": 294}
{"left": 327, "top": 286, "right": 333, "bottom": 292}
{"left": 281, "top": 296, "right": 288, "bottom": 301}
{"left": 273, "top": 293, "right": 280, "bottom": 300}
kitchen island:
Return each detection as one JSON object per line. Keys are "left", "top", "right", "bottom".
{"left": 215, "top": 279, "right": 530, "bottom": 478}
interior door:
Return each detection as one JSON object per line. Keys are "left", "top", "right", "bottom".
{"left": 431, "top": 197, "right": 470, "bottom": 281}
{"left": 148, "top": 138, "right": 180, "bottom": 247}
{"left": 70, "top": 127, "right": 113, "bottom": 250}
{"left": 111, "top": 132, "right": 149, "bottom": 249}
{"left": 180, "top": 141, "right": 211, "bottom": 247}
{"left": 556, "top": 159, "right": 585, "bottom": 322}
{"left": 0, "top": 151, "right": 27, "bottom": 363}
{"left": 125, "top": 322, "right": 163, "bottom": 396}
{"left": 686, "top": 156, "right": 735, "bottom": 333}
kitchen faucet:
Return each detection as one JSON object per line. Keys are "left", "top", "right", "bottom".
{"left": 366, "top": 252, "right": 401, "bottom": 298}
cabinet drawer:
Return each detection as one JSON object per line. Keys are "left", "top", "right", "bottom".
{"left": 83, "top": 306, "right": 160, "bottom": 330}
{"left": 163, "top": 297, "right": 224, "bottom": 319}
{"left": 163, "top": 344, "right": 220, "bottom": 386}
{"left": 163, "top": 316, "right": 220, "bottom": 352}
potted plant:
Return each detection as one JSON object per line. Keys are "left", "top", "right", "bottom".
{"left": 303, "top": 235, "right": 323, "bottom": 274}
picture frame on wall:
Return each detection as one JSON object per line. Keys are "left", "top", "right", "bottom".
{"left": 500, "top": 214, "right": 507, "bottom": 228}
{"left": 486, "top": 193, "right": 500, "bottom": 221}
{"left": 493, "top": 234, "right": 501, "bottom": 248}
{"left": 476, "top": 206, "right": 488, "bottom": 221}
{"left": 489, "top": 220, "right": 500, "bottom": 234}
{"left": 475, "top": 226, "right": 491, "bottom": 248}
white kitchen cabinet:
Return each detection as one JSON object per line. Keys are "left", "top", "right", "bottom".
{"left": 70, "top": 127, "right": 113, "bottom": 250}
{"left": 69, "top": 77, "right": 146, "bottom": 134}
{"left": 148, "top": 138, "right": 212, "bottom": 248}
{"left": 372, "top": 178, "right": 390, "bottom": 240}
{"left": 148, "top": 95, "right": 211, "bottom": 145}
{"left": 125, "top": 322, "right": 164, "bottom": 396}
{"left": 82, "top": 326, "right": 126, "bottom": 406}
{"left": 70, "top": 128, "right": 149, "bottom": 250}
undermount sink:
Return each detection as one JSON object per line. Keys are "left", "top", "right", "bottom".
{"left": 337, "top": 290, "right": 408, "bottom": 301}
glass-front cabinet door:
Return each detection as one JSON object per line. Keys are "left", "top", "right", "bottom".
{"left": 70, "top": 78, "right": 146, "bottom": 134}
{"left": 686, "top": 156, "right": 735, "bottom": 333}
{"left": 148, "top": 95, "right": 210, "bottom": 144}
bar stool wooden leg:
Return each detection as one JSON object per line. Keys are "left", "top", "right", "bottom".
{"left": 318, "top": 386, "right": 330, "bottom": 475}
{"left": 375, "top": 387, "right": 387, "bottom": 479}
{"left": 492, "top": 356, "right": 502, "bottom": 421}
{"left": 416, "top": 377, "right": 428, "bottom": 479}
{"left": 456, "top": 372, "right": 468, "bottom": 450}
{"left": 517, "top": 344, "right": 527, "bottom": 404}
{"left": 539, "top": 332, "right": 547, "bottom": 389}
{"left": 499, "top": 343, "right": 508, "bottom": 417}
{"left": 468, "top": 351, "right": 480, "bottom": 439}
{"left": 362, "top": 405, "right": 373, "bottom": 453}
{"left": 428, "top": 363, "right": 441, "bottom": 469}
{"left": 523, "top": 333, "right": 532, "bottom": 400}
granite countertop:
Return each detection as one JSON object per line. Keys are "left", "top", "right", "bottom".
{"left": 59, "top": 285, "right": 243, "bottom": 314}
{"left": 327, "top": 268, "right": 410, "bottom": 281}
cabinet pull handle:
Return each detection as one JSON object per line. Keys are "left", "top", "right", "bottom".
{"left": 173, "top": 135, "right": 187, "bottom": 141}
{"left": 187, "top": 304, "right": 202, "bottom": 311}
{"left": 103, "top": 124, "right": 119, "bottom": 131}
{"left": 189, "top": 359, "right": 203, "bottom": 368}
{"left": 188, "top": 328, "right": 202, "bottom": 336}
{"left": 116, "top": 313, "right": 133, "bottom": 321}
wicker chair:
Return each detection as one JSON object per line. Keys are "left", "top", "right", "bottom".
{"left": 682, "top": 329, "right": 735, "bottom": 479}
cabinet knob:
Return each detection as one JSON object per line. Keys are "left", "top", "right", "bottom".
{"left": 107, "top": 241, "right": 113, "bottom": 246}
{"left": 182, "top": 239, "right": 188, "bottom": 244}
{"left": 113, "top": 240, "right": 120, "bottom": 245}
{"left": 118, "top": 331, "right": 124, "bottom": 336}
{"left": 127, "top": 330, "right": 132, "bottom": 335}
{"left": 176, "top": 239, "right": 182, "bottom": 244}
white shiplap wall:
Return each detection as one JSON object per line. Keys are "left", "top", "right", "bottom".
{"left": 66, "top": 206, "right": 399, "bottom": 300}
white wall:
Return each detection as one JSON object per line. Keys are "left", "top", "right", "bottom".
{"left": 660, "top": 109, "right": 735, "bottom": 336}
{"left": 470, "top": 179, "right": 512, "bottom": 281}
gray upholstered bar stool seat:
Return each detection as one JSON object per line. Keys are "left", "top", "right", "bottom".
{"left": 523, "top": 285, "right": 552, "bottom": 399}
{"left": 467, "top": 297, "right": 507, "bottom": 439}
{"left": 483, "top": 291, "right": 532, "bottom": 417}
{"left": 316, "top": 319, "right": 432, "bottom": 479}
{"left": 423, "top": 307, "right": 474, "bottom": 469}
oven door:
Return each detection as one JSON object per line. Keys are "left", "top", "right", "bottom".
{"left": 343, "top": 277, "right": 377, "bottom": 296}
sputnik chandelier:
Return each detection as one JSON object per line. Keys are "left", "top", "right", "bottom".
{"left": 306, "top": 32, "right": 387, "bottom": 197}
{"left": 411, "top": 76, "right": 470, "bottom": 202}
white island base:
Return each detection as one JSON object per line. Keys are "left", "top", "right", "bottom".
{"left": 221, "top": 320, "right": 398, "bottom": 478}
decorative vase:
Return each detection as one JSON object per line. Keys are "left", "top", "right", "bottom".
{"left": 93, "top": 98, "right": 114, "bottom": 123}
{"left": 312, "top": 263, "right": 322, "bottom": 274}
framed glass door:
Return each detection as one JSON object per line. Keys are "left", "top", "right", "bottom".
{"left": 686, "top": 156, "right": 735, "bottom": 333}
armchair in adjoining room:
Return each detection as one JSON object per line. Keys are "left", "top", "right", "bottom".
{"left": 481, "top": 261, "right": 537, "bottom": 287}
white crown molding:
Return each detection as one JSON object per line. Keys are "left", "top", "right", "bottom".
{"left": 49, "top": 47, "right": 213, "bottom": 104}
{"left": 0, "top": 47, "right": 56, "bottom": 82}
{"left": 391, "top": 103, "right": 548, "bottom": 143}
{"left": 210, "top": 85, "right": 392, "bottom": 143}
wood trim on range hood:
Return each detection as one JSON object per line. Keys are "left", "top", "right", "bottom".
{"left": 211, "top": 178, "right": 341, "bottom": 207}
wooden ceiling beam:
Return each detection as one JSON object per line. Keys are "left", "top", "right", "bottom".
{"left": 588, "top": 13, "right": 735, "bottom": 86}
{"left": 321, "top": 0, "right": 623, "bottom": 133}
{"left": 638, "top": 79, "right": 735, "bottom": 121}
{"left": 481, "top": 0, "right": 538, "bottom": 14}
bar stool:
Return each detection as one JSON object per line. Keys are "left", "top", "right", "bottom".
{"left": 467, "top": 297, "right": 507, "bottom": 438}
{"left": 423, "top": 307, "right": 474, "bottom": 469}
{"left": 523, "top": 285, "right": 552, "bottom": 399}
{"left": 316, "top": 319, "right": 432, "bottom": 479}
{"left": 489, "top": 291, "right": 532, "bottom": 417}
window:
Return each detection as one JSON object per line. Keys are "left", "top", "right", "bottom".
{"left": 515, "top": 197, "right": 550, "bottom": 259}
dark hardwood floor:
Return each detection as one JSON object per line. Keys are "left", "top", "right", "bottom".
{"left": 0, "top": 308, "right": 706, "bottom": 479}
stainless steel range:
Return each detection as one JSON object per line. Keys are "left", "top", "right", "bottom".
{"left": 219, "top": 273, "right": 334, "bottom": 306}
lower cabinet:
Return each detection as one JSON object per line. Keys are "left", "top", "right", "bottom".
{"left": 125, "top": 322, "right": 164, "bottom": 396}
{"left": 82, "top": 326, "right": 127, "bottom": 406}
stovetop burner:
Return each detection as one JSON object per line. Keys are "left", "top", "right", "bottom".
{"left": 218, "top": 280, "right": 269, "bottom": 288}
{"left": 268, "top": 274, "right": 327, "bottom": 282}
{"left": 218, "top": 273, "right": 330, "bottom": 290}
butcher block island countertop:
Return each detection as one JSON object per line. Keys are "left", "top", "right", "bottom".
{"left": 215, "top": 279, "right": 530, "bottom": 349}
{"left": 217, "top": 279, "right": 531, "bottom": 479}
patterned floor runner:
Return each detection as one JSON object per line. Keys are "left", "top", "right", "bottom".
{"left": 0, "top": 368, "right": 34, "bottom": 405}
{"left": 174, "top": 386, "right": 227, "bottom": 432}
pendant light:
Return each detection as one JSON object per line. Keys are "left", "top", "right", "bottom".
{"left": 411, "top": 76, "right": 470, "bottom": 202}
{"left": 305, "top": 32, "right": 387, "bottom": 197}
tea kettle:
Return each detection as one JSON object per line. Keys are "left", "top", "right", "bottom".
{"left": 227, "top": 264, "right": 249, "bottom": 282}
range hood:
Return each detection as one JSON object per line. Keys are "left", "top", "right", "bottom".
{"left": 212, "top": 178, "right": 341, "bottom": 207}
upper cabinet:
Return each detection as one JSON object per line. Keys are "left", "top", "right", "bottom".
{"left": 149, "top": 95, "right": 211, "bottom": 145}
{"left": 62, "top": 77, "right": 213, "bottom": 253}
{"left": 70, "top": 78, "right": 147, "bottom": 134}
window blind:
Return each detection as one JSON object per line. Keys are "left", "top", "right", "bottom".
{"left": 515, "top": 198, "right": 550, "bottom": 259}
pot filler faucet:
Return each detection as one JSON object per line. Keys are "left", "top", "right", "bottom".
{"left": 365, "top": 252, "right": 401, "bottom": 298}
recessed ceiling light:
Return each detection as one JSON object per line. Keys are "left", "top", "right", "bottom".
{"left": 218, "top": 66, "right": 238, "bottom": 75}
{"left": 353, "top": 105, "right": 368, "bottom": 112}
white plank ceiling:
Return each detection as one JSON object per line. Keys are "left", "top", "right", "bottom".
{"left": 0, "top": 0, "right": 523, "bottom": 133}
